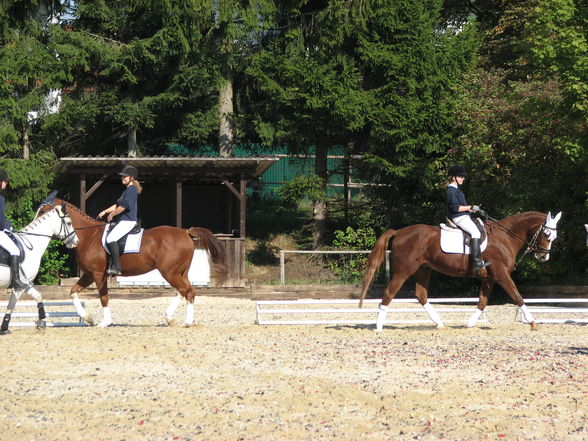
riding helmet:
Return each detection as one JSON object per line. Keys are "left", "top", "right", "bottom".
{"left": 0, "top": 169, "right": 9, "bottom": 182}
{"left": 118, "top": 165, "right": 138, "bottom": 179}
{"left": 448, "top": 165, "right": 467, "bottom": 177}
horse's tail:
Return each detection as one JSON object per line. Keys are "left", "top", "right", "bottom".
{"left": 359, "top": 229, "right": 397, "bottom": 308}
{"left": 187, "top": 227, "right": 228, "bottom": 287}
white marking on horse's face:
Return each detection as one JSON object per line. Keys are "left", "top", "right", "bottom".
{"left": 585, "top": 224, "right": 588, "bottom": 247}
{"left": 536, "top": 211, "right": 562, "bottom": 261}
{"left": 54, "top": 206, "right": 79, "bottom": 248}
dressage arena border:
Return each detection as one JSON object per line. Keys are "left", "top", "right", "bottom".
{"left": 515, "top": 298, "right": 588, "bottom": 324}
{"left": 255, "top": 297, "right": 588, "bottom": 326}
{"left": 255, "top": 298, "right": 487, "bottom": 326}
{"left": 0, "top": 301, "right": 87, "bottom": 327}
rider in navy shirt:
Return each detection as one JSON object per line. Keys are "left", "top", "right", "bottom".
{"left": 98, "top": 165, "right": 141, "bottom": 276}
{"left": 0, "top": 169, "right": 29, "bottom": 290}
{"left": 446, "top": 165, "right": 489, "bottom": 276}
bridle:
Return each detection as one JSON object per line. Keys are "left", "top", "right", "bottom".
{"left": 18, "top": 207, "right": 78, "bottom": 248}
{"left": 483, "top": 213, "right": 556, "bottom": 269}
{"left": 515, "top": 220, "right": 555, "bottom": 268}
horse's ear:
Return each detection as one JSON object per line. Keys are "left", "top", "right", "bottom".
{"left": 585, "top": 224, "right": 588, "bottom": 233}
{"left": 554, "top": 211, "right": 562, "bottom": 223}
{"left": 61, "top": 201, "right": 67, "bottom": 214}
{"left": 40, "top": 190, "right": 58, "bottom": 207}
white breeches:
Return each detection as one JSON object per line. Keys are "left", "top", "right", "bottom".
{"left": 0, "top": 230, "right": 19, "bottom": 255}
{"left": 106, "top": 221, "right": 136, "bottom": 243}
{"left": 453, "top": 215, "right": 481, "bottom": 239}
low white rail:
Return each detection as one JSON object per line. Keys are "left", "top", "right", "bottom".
{"left": 515, "top": 298, "right": 588, "bottom": 324}
{"left": 0, "top": 301, "right": 86, "bottom": 327}
{"left": 255, "top": 298, "right": 485, "bottom": 326}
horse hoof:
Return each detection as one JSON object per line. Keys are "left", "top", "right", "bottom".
{"left": 436, "top": 324, "right": 445, "bottom": 329}
{"left": 83, "top": 316, "right": 96, "bottom": 326}
{"left": 166, "top": 317, "right": 176, "bottom": 326}
{"left": 0, "top": 329, "right": 10, "bottom": 335}
{"left": 530, "top": 322, "right": 538, "bottom": 331}
{"left": 36, "top": 320, "right": 47, "bottom": 330}
{"left": 183, "top": 323, "right": 194, "bottom": 328}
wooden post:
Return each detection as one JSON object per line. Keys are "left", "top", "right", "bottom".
{"left": 175, "top": 178, "right": 182, "bottom": 228}
{"left": 240, "top": 175, "right": 246, "bottom": 239}
{"left": 80, "top": 174, "right": 87, "bottom": 213}
{"left": 222, "top": 178, "right": 247, "bottom": 238}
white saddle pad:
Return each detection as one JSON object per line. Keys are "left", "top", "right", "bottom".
{"left": 440, "top": 224, "right": 488, "bottom": 254}
{"left": 102, "top": 228, "right": 144, "bottom": 254}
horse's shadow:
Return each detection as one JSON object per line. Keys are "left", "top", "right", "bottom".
{"left": 562, "top": 347, "right": 588, "bottom": 355}
{"left": 326, "top": 324, "right": 493, "bottom": 331}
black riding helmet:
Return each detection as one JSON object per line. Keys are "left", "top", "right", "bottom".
{"left": 0, "top": 169, "right": 9, "bottom": 182}
{"left": 448, "top": 165, "right": 467, "bottom": 177}
{"left": 118, "top": 165, "right": 138, "bottom": 179}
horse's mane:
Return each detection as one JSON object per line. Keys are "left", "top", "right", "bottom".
{"left": 20, "top": 207, "right": 57, "bottom": 232}
{"left": 61, "top": 200, "right": 104, "bottom": 224}
{"left": 492, "top": 211, "right": 545, "bottom": 227}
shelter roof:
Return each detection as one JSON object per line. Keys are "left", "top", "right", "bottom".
{"left": 57, "top": 156, "right": 280, "bottom": 180}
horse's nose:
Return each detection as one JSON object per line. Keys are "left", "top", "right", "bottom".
{"left": 535, "top": 253, "right": 549, "bottom": 262}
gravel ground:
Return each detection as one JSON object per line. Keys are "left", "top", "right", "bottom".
{"left": 1, "top": 296, "right": 587, "bottom": 441}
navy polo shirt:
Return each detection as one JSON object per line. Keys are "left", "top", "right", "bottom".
{"left": 115, "top": 185, "right": 138, "bottom": 222}
{"left": 446, "top": 184, "right": 468, "bottom": 219}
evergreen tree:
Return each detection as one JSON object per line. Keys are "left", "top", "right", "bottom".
{"left": 0, "top": 1, "right": 65, "bottom": 213}
{"left": 247, "top": 1, "right": 476, "bottom": 245}
{"left": 51, "top": 0, "right": 218, "bottom": 157}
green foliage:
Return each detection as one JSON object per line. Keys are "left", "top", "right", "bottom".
{"left": 526, "top": 0, "right": 588, "bottom": 116}
{"left": 328, "top": 226, "right": 376, "bottom": 284}
{"left": 277, "top": 175, "right": 327, "bottom": 204}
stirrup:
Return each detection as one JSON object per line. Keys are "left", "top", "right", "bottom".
{"left": 106, "top": 266, "right": 121, "bottom": 277}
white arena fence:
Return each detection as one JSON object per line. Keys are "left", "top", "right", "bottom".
{"left": 0, "top": 301, "right": 87, "bottom": 327}
{"left": 256, "top": 298, "right": 588, "bottom": 326}
{"left": 514, "top": 298, "right": 588, "bottom": 324}
{"left": 255, "top": 298, "right": 487, "bottom": 326}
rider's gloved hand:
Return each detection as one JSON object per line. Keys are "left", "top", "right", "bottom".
{"left": 471, "top": 205, "right": 481, "bottom": 212}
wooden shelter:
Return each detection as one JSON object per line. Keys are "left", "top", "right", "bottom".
{"left": 56, "top": 156, "right": 279, "bottom": 286}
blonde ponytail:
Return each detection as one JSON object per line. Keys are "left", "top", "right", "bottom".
{"left": 132, "top": 179, "right": 143, "bottom": 194}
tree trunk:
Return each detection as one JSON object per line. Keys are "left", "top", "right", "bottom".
{"left": 22, "top": 126, "right": 30, "bottom": 159}
{"left": 313, "top": 144, "right": 328, "bottom": 249}
{"left": 127, "top": 126, "right": 137, "bottom": 157}
{"left": 219, "top": 66, "right": 234, "bottom": 158}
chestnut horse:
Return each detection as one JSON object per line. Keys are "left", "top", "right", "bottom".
{"left": 37, "top": 196, "right": 228, "bottom": 327}
{"left": 359, "top": 211, "right": 562, "bottom": 332}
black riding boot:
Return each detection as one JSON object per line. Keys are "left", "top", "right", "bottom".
{"left": 470, "top": 238, "right": 490, "bottom": 276}
{"left": 9, "top": 255, "right": 30, "bottom": 290}
{"left": 106, "top": 242, "right": 121, "bottom": 276}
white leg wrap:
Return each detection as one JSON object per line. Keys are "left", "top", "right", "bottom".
{"left": 27, "top": 287, "right": 42, "bottom": 302}
{"left": 519, "top": 304, "right": 535, "bottom": 324}
{"left": 423, "top": 302, "right": 444, "bottom": 328}
{"left": 466, "top": 308, "right": 484, "bottom": 328}
{"left": 72, "top": 295, "right": 88, "bottom": 318}
{"left": 376, "top": 304, "right": 388, "bottom": 332}
{"left": 184, "top": 303, "right": 195, "bottom": 327}
{"left": 98, "top": 307, "right": 112, "bottom": 327}
{"left": 166, "top": 295, "right": 182, "bottom": 322}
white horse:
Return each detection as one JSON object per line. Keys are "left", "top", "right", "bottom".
{"left": 0, "top": 204, "right": 78, "bottom": 334}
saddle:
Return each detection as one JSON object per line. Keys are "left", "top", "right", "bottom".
{"left": 0, "top": 231, "right": 25, "bottom": 266}
{"left": 439, "top": 217, "right": 488, "bottom": 254}
{"left": 101, "top": 221, "right": 144, "bottom": 256}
